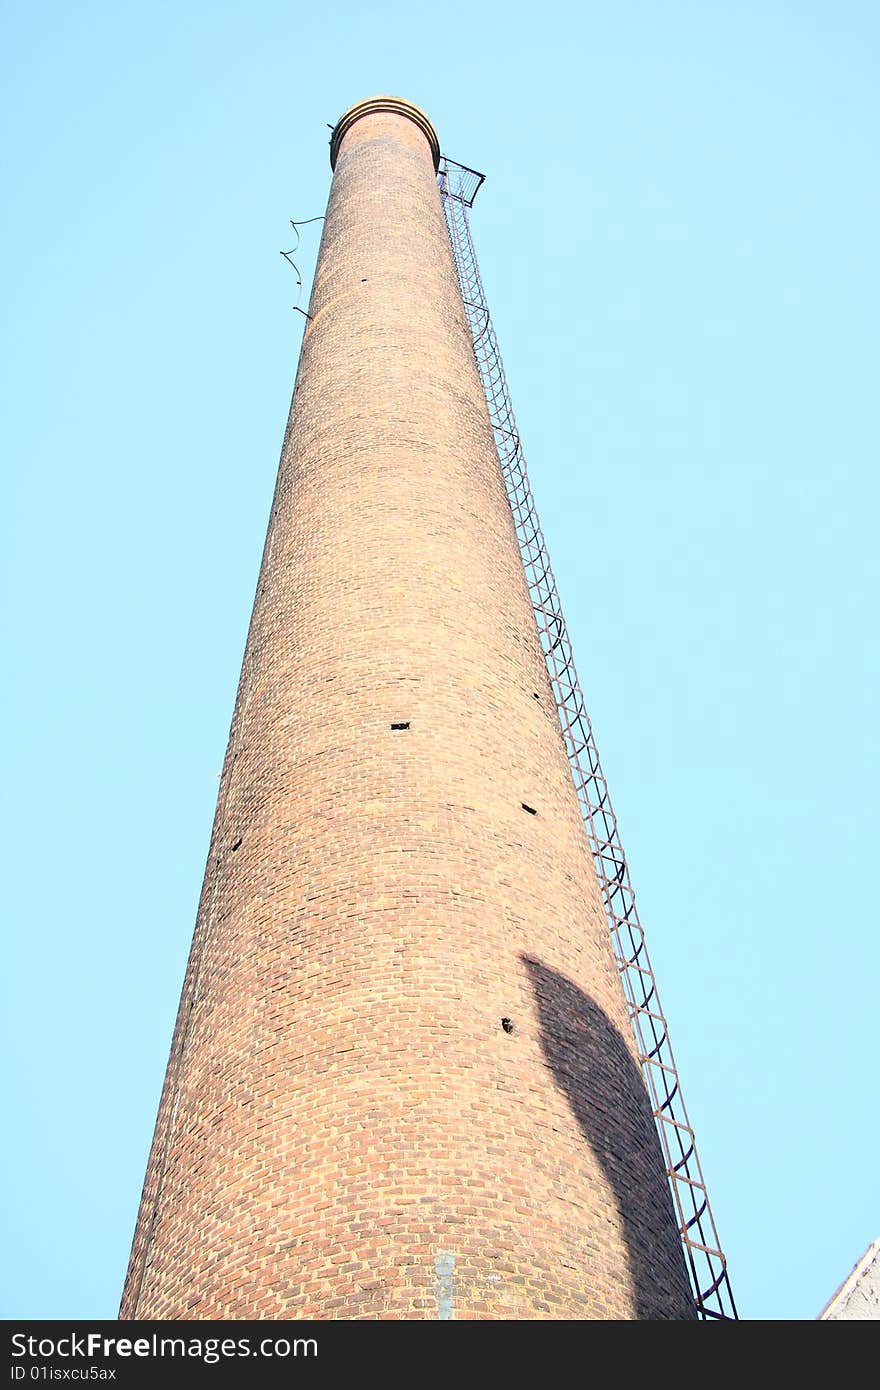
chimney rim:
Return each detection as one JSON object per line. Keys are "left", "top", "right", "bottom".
{"left": 330, "top": 95, "right": 441, "bottom": 172}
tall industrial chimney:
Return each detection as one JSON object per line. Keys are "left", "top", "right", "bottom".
{"left": 121, "top": 96, "right": 697, "bottom": 1320}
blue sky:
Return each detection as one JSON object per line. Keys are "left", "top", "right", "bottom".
{"left": 2, "top": 1, "right": 877, "bottom": 1321}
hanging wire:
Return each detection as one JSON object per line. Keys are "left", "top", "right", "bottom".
{"left": 281, "top": 216, "right": 325, "bottom": 318}
{"left": 438, "top": 155, "right": 737, "bottom": 1322}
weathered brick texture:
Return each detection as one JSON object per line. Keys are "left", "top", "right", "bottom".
{"left": 120, "top": 97, "right": 696, "bottom": 1320}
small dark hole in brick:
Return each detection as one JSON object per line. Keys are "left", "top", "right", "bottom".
{"left": 501, "top": 1017, "right": 515, "bottom": 1034}
{"left": 361, "top": 278, "right": 368, "bottom": 282}
{"left": 391, "top": 722, "right": 410, "bottom": 731}
{"left": 521, "top": 803, "right": 537, "bottom": 816}
{"left": 231, "top": 838, "right": 242, "bottom": 851}
{"left": 533, "top": 692, "right": 541, "bottom": 701}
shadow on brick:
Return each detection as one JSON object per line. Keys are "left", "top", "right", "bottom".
{"left": 522, "top": 954, "right": 697, "bottom": 1320}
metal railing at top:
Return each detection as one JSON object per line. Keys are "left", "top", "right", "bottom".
{"left": 438, "top": 155, "right": 737, "bottom": 1321}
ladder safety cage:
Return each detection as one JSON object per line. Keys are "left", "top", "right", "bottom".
{"left": 438, "top": 155, "right": 737, "bottom": 1322}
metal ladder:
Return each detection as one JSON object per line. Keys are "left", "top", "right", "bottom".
{"left": 439, "top": 155, "right": 737, "bottom": 1321}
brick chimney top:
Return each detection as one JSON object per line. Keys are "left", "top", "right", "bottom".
{"left": 330, "top": 95, "right": 441, "bottom": 171}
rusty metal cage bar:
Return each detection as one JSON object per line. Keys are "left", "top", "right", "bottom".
{"left": 438, "top": 156, "right": 737, "bottom": 1321}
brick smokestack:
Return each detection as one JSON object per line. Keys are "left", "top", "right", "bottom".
{"left": 121, "top": 96, "right": 696, "bottom": 1320}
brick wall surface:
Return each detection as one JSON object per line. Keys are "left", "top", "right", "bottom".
{"left": 120, "top": 100, "right": 696, "bottom": 1320}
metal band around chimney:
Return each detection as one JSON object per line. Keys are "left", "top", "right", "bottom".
{"left": 330, "top": 96, "right": 441, "bottom": 171}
